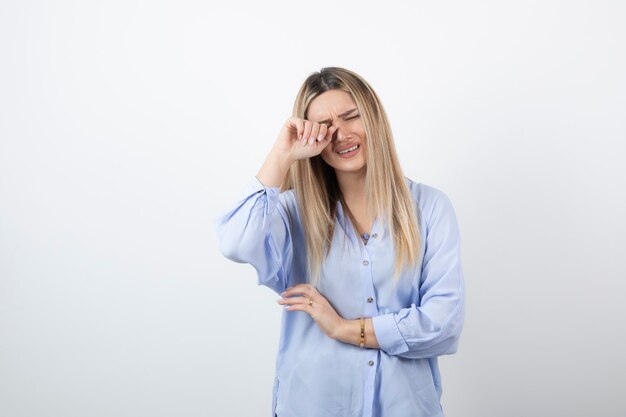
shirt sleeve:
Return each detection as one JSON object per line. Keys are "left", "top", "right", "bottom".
{"left": 214, "top": 176, "right": 294, "bottom": 295}
{"left": 371, "top": 189, "right": 465, "bottom": 359}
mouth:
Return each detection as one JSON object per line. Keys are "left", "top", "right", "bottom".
{"left": 335, "top": 144, "right": 360, "bottom": 158}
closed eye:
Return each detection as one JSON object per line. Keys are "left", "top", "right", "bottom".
{"left": 319, "top": 113, "right": 359, "bottom": 127}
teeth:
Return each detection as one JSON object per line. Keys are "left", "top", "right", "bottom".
{"left": 338, "top": 145, "right": 359, "bottom": 154}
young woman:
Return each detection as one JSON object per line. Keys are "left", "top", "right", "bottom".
{"left": 216, "top": 67, "right": 465, "bottom": 417}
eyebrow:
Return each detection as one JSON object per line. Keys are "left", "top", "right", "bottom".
{"left": 316, "top": 108, "right": 358, "bottom": 125}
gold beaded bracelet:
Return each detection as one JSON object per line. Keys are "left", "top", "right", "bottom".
{"left": 359, "top": 317, "right": 365, "bottom": 348}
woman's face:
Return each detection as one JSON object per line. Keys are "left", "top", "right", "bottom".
{"left": 307, "top": 89, "right": 367, "bottom": 176}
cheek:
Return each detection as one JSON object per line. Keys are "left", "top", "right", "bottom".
{"left": 361, "top": 141, "right": 368, "bottom": 157}
{"left": 320, "top": 152, "right": 332, "bottom": 166}
{"left": 320, "top": 148, "right": 333, "bottom": 165}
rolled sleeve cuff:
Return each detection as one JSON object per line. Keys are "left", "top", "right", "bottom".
{"left": 242, "top": 176, "right": 281, "bottom": 215}
{"left": 372, "top": 313, "right": 410, "bottom": 356}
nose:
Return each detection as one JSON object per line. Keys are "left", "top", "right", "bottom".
{"left": 331, "top": 120, "right": 349, "bottom": 142}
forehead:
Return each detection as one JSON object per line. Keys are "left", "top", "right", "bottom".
{"left": 307, "top": 90, "right": 356, "bottom": 120}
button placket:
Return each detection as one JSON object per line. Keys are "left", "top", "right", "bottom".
{"left": 360, "top": 227, "right": 378, "bottom": 417}
{"left": 360, "top": 242, "right": 378, "bottom": 366}
{"left": 362, "top": 241, "right": 377, "bottom": 313}
{"left": 360, "top": 248, "right": 375, "bottom": 313}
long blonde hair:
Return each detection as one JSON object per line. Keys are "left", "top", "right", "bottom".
{"left": 281, "top": 67, "right": 421, "bottom": 287}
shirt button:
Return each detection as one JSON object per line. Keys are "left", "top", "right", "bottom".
{"left": 362, "top": 260, "right": 369, "bottom": 266}
{"left": 368, "top": 360, "right": 374, "bottom": 366}
{"left": 367, "top": 297, "right": 373, "bottom": 303}
{"left": 372, "top": 234, "right": 378, "bottom": 238}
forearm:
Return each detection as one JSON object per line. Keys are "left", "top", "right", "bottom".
{"left": 256, "top": 148, "right": 294, "bottom": 188}
{"left": 333, "top": 318, "right": 380, "bottom": 349}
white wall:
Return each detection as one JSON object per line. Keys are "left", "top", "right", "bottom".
{"left": 1, "top": 1, "right": 625, "bottom": 416}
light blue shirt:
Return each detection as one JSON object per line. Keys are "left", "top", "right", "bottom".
{"left": 215, "top": 176, "right": 465, "bottom": 417}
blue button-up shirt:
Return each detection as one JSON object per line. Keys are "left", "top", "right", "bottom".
{"left": 215, "top": 176, "right": 465, "bottom": 417}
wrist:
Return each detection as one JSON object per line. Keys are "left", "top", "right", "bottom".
{"left": 331, "top": 318, "right": 347, "bottom": 342}
{"left": 333, "top": 318, "right": 358, "bottom": 345}
{"left": 270, "top": 146, "right": 296, "bottom": 167}
{"left": 333, "top": 318, "right": 379, "bottom": 349}
{"left": 257, "top": 149, "right": 295, "bottom": 188}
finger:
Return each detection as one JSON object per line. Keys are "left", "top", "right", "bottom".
{"left": 301, "top": 121, "right": 313, "bottom": 145}
{"left": 281, "top": 298, "right": 313, "bottom": 311}
{"left": 283, "top": 303, "right": 306, "bottom": 311}
{"left": 317, "top": 124, "right": 328, "bottom": 142}
{"left": 325, "top": 125, "right": 338, "bottom": 141}
{"left": 287, "top": 117, "right": 305, "bottom": 141}
{"left": 277, "top": 296, "right": 310, "bottom": 306}
{"left": 308, "top": 123, "right": 320, "bottom": 145}
{"left": 294, "top": 118, "right": 304, "bottom": 141}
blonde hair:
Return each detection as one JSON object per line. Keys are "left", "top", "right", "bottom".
{"left": 281, "top": 67, "right": 421, "bottom": 287}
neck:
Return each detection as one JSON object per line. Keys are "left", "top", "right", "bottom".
{"left": 336, "top": 169, "right": 366, "bottom": 204}
{"left": 336, "top": 169, "right": 376, "bottom": 237}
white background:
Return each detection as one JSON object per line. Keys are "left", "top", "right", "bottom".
{"left": 1, "top": 1, "right": 625, "bottom": 416}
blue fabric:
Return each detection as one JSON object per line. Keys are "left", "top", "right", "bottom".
{"left": 215, "top": 176, "right": 465, "bottom": 417}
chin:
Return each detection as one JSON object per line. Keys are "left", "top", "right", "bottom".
{"left": 327, "top": 159, "right": 367, "bottom": 174}
{"left": 321, "top": 151, "right": 367, "bottom": 172}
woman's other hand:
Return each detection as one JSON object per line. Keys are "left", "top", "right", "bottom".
{"left": 273, "top": 117, "right": 337, "bottom": 162}
{"left": 277, "top": 284, "right": 345, "bottom": 339}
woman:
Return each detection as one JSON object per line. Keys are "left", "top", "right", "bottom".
{"left": 215, "top": 67, "right": 465, "bottom": 417}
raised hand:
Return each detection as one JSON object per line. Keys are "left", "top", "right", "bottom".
{"left": 256, "top": 117, "right": 337, "bottom": 188}
{"left": 273, "top": 117, "right": 337, "bottom": 162}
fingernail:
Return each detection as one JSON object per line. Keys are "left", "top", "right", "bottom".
{"left": 308, "top": 137, "right": 315, "bottom": 144}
